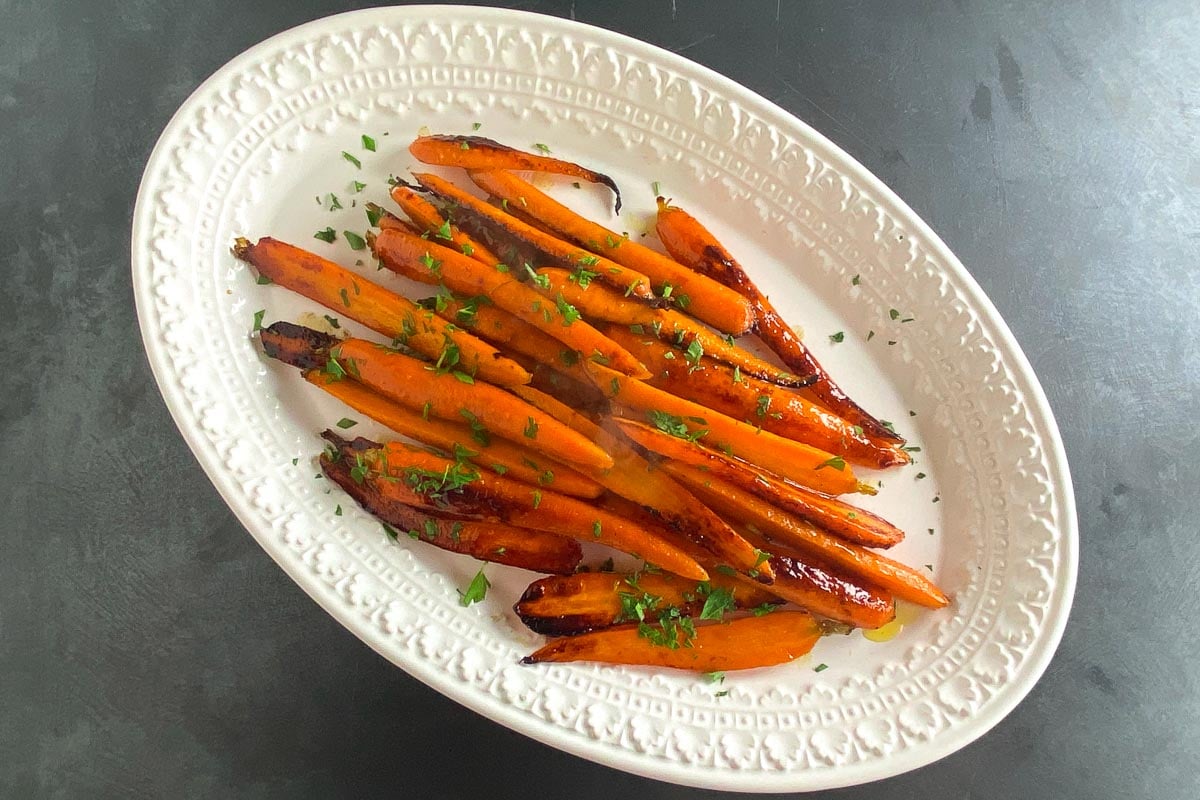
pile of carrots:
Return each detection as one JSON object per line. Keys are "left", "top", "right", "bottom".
{"left": 235, "top": 134, "right": 948, "bottom": 673}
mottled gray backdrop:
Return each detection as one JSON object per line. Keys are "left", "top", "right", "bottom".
{"left": 2, "top": 1, "right": 1198, "bottom": 798}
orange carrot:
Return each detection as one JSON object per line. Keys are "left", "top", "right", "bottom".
{"left": 468, "top": 169, "right": 753, "bottom": 334}
{"left": 573, "top": 360, "right": 860, "bottom": 495}
{"left": 515, "top": 570, "right": 779, "bottom": 636}
{"left": 522, "top": 611, "right": 822, "bottom": 671}
{"left": 409, "top": 134, "right": 622, "bottom": 212}
{"left": 538, "top": 268, "right": 810, "bottom": 388}
{"left": 258, "top": 322, "right": 613, "bottom": 472}
{"left": 328, "top": 435, "right": 706, "bottom": 581}
{"left": 615, "top": 418, "right": 903, "bottom": 548}
{"left": 407, "top": 173, "right": 653, "bottom": 299}
{"left": 673, "top": 467, "right": 949, "bottom": 608}
{"left": 604, "top": 325, "right": 908, "bottom": 469}
{"left": 733, "top": 554, "right": 896, "bottom": 629}
{"left": 232, "top": 236, "right": 530, "bottom": 387}
{"left": 371, "top": 226, "right": 651, "bottom": 379}
{"left": 322, "top": 450, "right": 582, "bottom": 574}
{"left": 656, "top": 199, "right": 902, "bottom": 443}
{"left": 388, "top": 185, "right": 503, "bottom": 266}
{"left": 303, "top": 370, "right": 603, "bottom": 499}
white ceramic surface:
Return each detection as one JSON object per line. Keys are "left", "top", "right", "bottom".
{"left": 131, "top": 7, "right": 1077, "bottom": 792}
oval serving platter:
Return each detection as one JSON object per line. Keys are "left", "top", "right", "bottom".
{"left": 132, "top": 6, "right": 1077, "bottom": 792}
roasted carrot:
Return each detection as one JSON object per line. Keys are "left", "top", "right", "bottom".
{"left": 616, "top": 419, "right": 903, "bottom": 548}
{"left": 303, "top": 370, "right": 603, "bottom": 499}
{"left": 514, "top": 570, "right": 779, "bottom": 636}
{"left": 366, "top": 202, "right": 415, "bottom": 232}
{"left": 656, "top": 199, "right": 902, "bottom": 443}
{"left": 407, "top": 173, "right": 652, "bottom": 299}
{"left": 604, "top": 325, "right": 909, "bottom": 469}
{"left": 259, "top": 322, "right": 613, "bottom": 471}
{"left": 522, "top": 611, "right": 822, "bottom": 671}
{"left": 371, "top": 226, "right": 651, "bottom": 379}
{"left": 510, "top": 378, "right": 773, "bottom": 581}
{"left": 326, "top": 434, "right": 707, "bottom": 581}
{"left": 232, "top": 236, "right": 530, "bottom": 387}
{"left": 734, "top": 554, "right": 896, "bottom": 629}
{"left": 672, "top": 468, "right": 948, "bottom": 608}
{"left": 388, "top": 185, "right": 503, "bottom": 266}
{"left": 537, "top": 268, "right": 810, "bottom": 388}
{"left": 598, "top": 496, "right": 893, "bottom": 629}
{"left": 321, "top": 445, "right": 582, "bottom": 574}
{"left": 467, "top": 170, "right": 753, "bottom": 334}
{"left": 409, "top": 134, "right": 623, "bottom": 212}
{"left": 564, "top": 359, "right": 859, "bottom": 495}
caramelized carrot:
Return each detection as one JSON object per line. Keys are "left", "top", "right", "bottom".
{"left": 407, "top": 173, "right": 652, "bottom": 299}
{"left": 604, "top": 325, "right": 909, "bottom": 469}
{"left": 232, "top": 236, "right": 530, "bottom": 387}
{"left": 576, "top": 362, "right": 860, "bottom": 495}
{"left": 371, "top": 226, "right": 651, "bottom": 379}
{"left": 615, "top": 419, "right": 903, "bottom": 548}
{"left": 672, "top": 467, "right": 949, "bottom": 608}
{"left": 388, "top": 185, "right": 503, "bottom": 266}
{"left": 656, "top": 199, "right": 902, "bottom": 442}
{"left": 731, "top": 554, "right": 896, "bottom": 629}
{"left": 467, "top": 170, "right": 753, "bottom": 334}
{"left": 409, "top": 134, "right": 622, "bottom": 211}
{"left": 327, "top": 435, "right": 706, "bottom": 581}
{"left": 323, "top": 449, "right": 582, "bottom": 574}
{"left": 522, "top": 611, "right": 823, "bottom": 671}
{"left": 303, "top": 371, "right": 603, "bottom": 499}
{"left": 515, "top": 571, "right": 778, "bottom": 636}
{"left": 538, "top": 268, "right": 810, "bottom": 387}
{"left": 258, "top": 322, "right": 613, "bottom": 472}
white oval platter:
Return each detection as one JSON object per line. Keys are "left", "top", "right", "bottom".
{"left": 131, "top": 6, "right": 1077, "bottom": 792}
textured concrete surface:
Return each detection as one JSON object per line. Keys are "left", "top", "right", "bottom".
{"left": 2, "top": 1, "right": 1198, "bottom": 797}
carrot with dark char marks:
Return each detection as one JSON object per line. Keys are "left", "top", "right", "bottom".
{"left": 514, "top": 570, "right": 778, "bottom": 636}
{"left": 409, "top": 134, "right": 623, "bottom": 212}
{"left": 672, "top": 467, "right": 948, "bottom": 608}
{"left": 326, "top": 435, "right": 707, "bottom": 581}
{"left": 258, "top": 322, "right": 613, "bottom": 472}
{"left": 232, "top": 236, "right": 530, "bottom": 387}
{"left": 522, "top": 611, "right": 822, "bottom": 671}
{"left": 370, "top": 226, "right": 651, "bottom": 379}
{"left": 604, "top": 324, "right": 908, "bottom": 469}
{"left": 303, "top": 370, "right": 603, "bottom": 499}
{"left": 467, "top": 169, "right": 753, "bottom": 334}
{"left": 615, "top": 418, "right": 903, "bottom": 548}
{"left": 655, "top": 199, "right": 903, "bottom": 443}
{"left": 405, "top": 173, "right": 652, "bottom": 299}
{"left": 321, "top": 437, "right": 582, "bottom": 574}
{"left": 537, "top": 267, "right": 811, "bottom": 388}
{"left": 387, "top": 185, "right": 503, "bottom": 266}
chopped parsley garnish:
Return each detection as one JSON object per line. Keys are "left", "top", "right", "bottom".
{"left": 651, "top": 180, "right": 661, "bottom": 195}
{"left": 698, "top": 584, "right": 736, "bottom": 620}
{"left": 335, "top": 418, "right": 357, "bottom": 429}
{"left": 706, "top": 671, "right": 725, "bottom": 684}
{"left": 313, "top": 227, "right": 337, "bottom": 243}
{"left": 555, "top": 294, "right": 581, "bottom": 325}
{"left": 458, "top": 567, "right": 490, "bottom": 606}
{"left": 524, "top": 264, "right": 550, "bottom": 288}
{"left": 403, "top": 462, "right": 479, "bottom": 503}
{"left": 592, "top": 520, "right": 602, "bottom": 539}
{"left": 459, "top": 410, "right": 491, "bottom": 446}
{"left": 361, "top": 134, "right": 376, "bottom": 152}
{"left": 829, "top": 331, "right": 845, "bottom": 343}
{"left": 755, "top": 395, "right": 771, "bottom": 418}
{"left": 255, "top": 274, "right": 273, "bottom": 285}
{"left": 460, "top": 242, "right": 474, "bottom": 256}
{"left": 750, "top": 603, "right": 777, "bottom": 616}
{"left": 814, "top": 663, "right": 829, "bottom": 673}
{"left": 352, "top": 180, "right": 366, "bottom": 193}
{"left": 569, "top": 267, "right": 599, "bottom": 287}
{"left": 533, "top": 142, "right": 551, "bottom": 154}
{"left": 459, "top": 140, "right": 470, "bottom": 150}
{"left": 342, "top": 151, "right": 362, "bottom": 169}
{"left": 334, "top": 504, "right": 342, "bottom": 516}
{"left": 647, "top": 409, "right": 708, "bottom": 442}
{"left": 434, "top": 219, "right": 453, "bottom": 240}
{"left": 523, "top": 417, "right": 539, "bottom": 439}
{"left": 420, "top": 252, "right": 442, "bottom": 275}
{"left": 889, "top": 308, "right": 900, "bottom": 320}
{"left": 815, "top": 456, "right": 847, "bottom": 471}
{"left": 382, "top": 523, "right": 400, "bottom": 541}
{"left": 577, "top": 253, "right": 600, "bottom": 267}
{"left": 365, "top": 205, "right": 384, "bottom": 227}
{"left": 851, "top": 274, "right": 861, "bottom": 285}
{"left": 531, "top": 490, "right": 542, "bottom": 509}
{"left": 252, "top": 309, "right": 266, "bottom": 332}
{"left": 327, "top": 193, "right": 343, "bottom": 211}
{"left": 339, "top": 287, "right": 351, "bottom": 307}
{"left": 684, "top": 339, "right": 703, "bottom": 368}
{"left": 343, "top": 231, "right": 366, "bottom": 251}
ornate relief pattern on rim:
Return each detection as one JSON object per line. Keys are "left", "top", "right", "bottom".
{"left": 132, "top": 9, "right": 1074, "bottom": 790}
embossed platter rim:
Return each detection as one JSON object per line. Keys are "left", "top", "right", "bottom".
{"left": 131, "top": 6, "right": 1077, "bottom": 792}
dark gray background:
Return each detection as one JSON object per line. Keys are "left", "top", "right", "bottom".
{"left": 3, "top": 1, "right": 1198, "bottom": 797}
